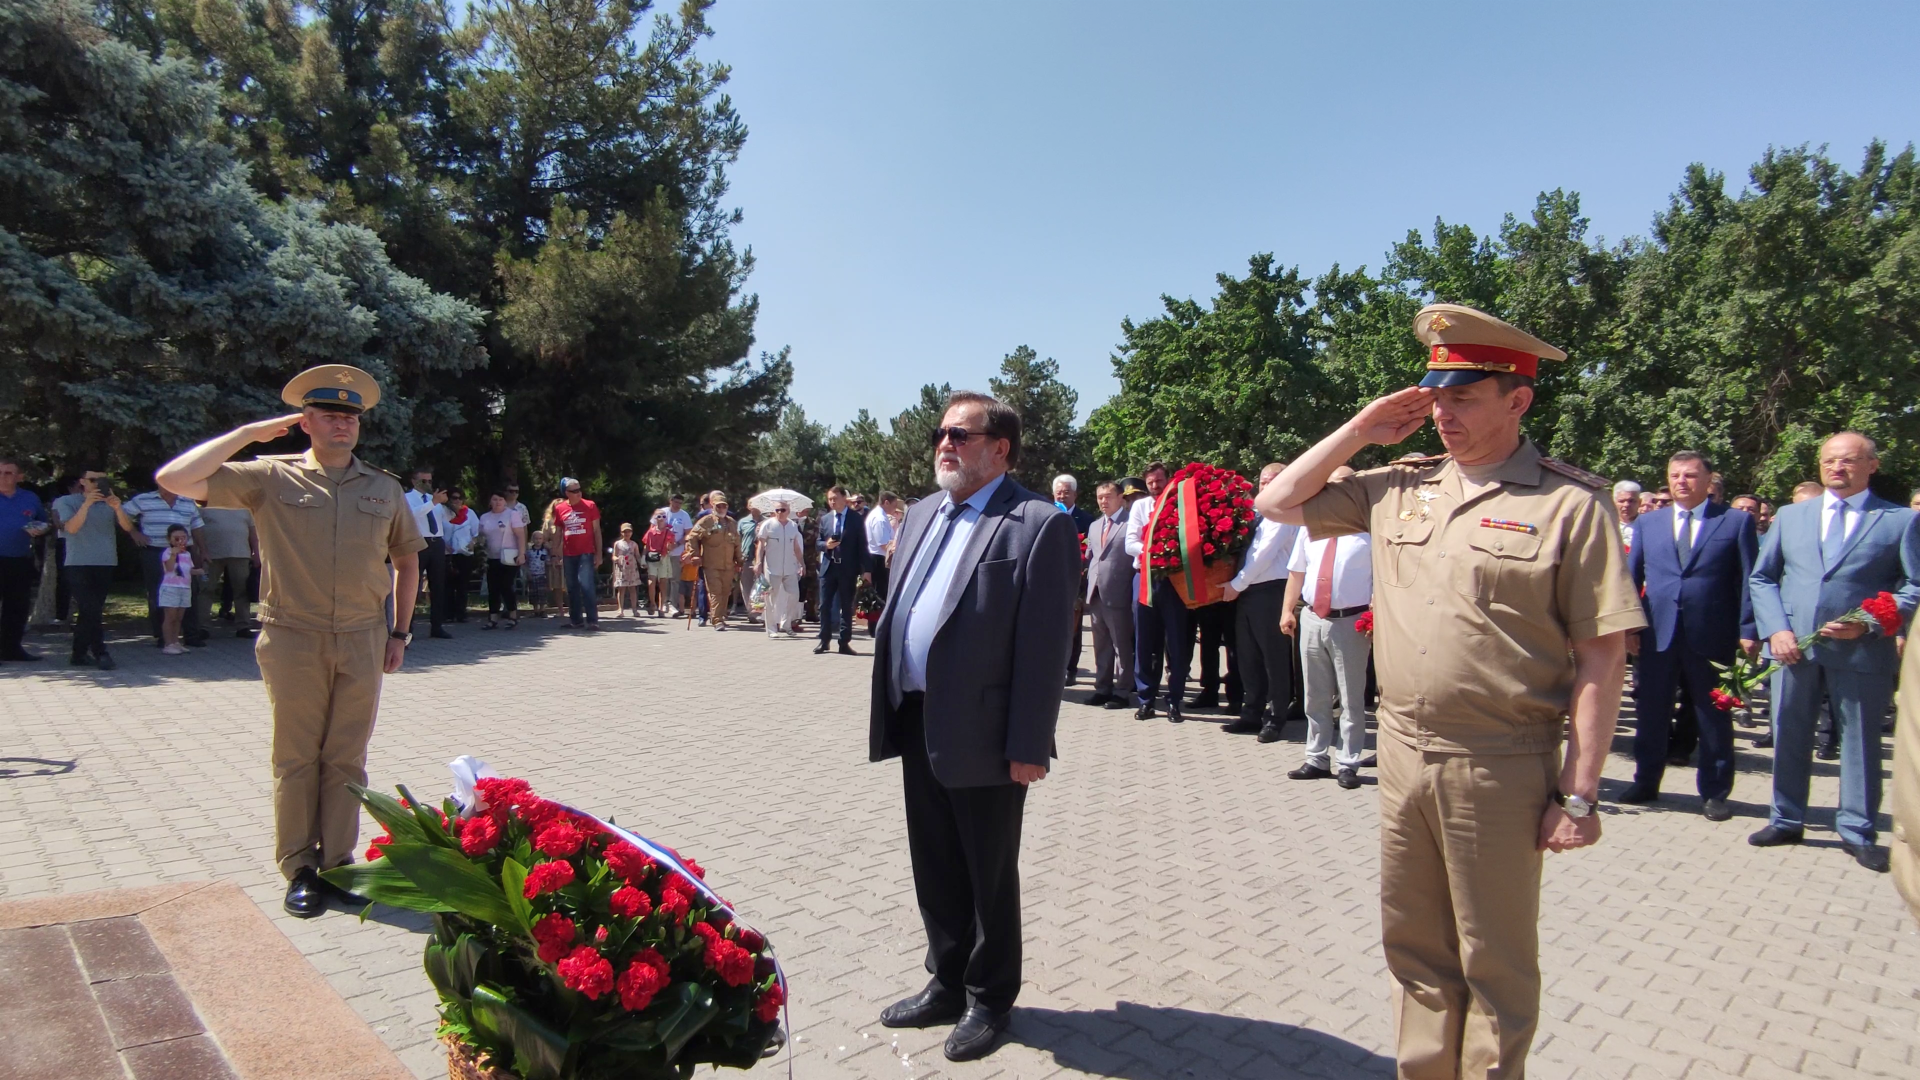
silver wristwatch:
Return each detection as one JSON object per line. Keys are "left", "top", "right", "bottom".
{"left": 390, "top": 630, "right": 413, "bottom": 647}
{"left": 1554, "top": 791, "right": 1594, "bottom": 818}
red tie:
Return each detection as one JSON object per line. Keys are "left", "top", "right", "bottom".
{"left": 1312, "top": 537, "right": 1337, "bottom": 618}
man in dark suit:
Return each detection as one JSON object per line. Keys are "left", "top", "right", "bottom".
{"left": 1084, "top": 480, "right": 1135, "bottom": 707}
{"left": 870, "top": 391, "right": 1080, "bottom": 1062}
{"left": 1749, "top": 432, "right": 1920, "bottom": 872}
{"left": 814, "top": 484, "right": 869, "bottom": 654}
{"left": 1054, "top": 474, "right": 1094, "bottom": 685}
{"left": 1620, "top": 450, "right": 1758, "bottom": 820}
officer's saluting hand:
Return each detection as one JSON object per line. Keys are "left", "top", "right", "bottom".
{"left": 157, "top": 366, "right": 426, "bottom": 919}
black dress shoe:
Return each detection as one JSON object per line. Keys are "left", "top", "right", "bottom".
{"left": 813, "top": 642, "right": 829, "bottom": 655}
{"left": 1221, "top": 718, "right": 1263, "bottom": 734}
{"left": 1702, "top": 798, "right": 1732, "bottom": 822}
{"left": 1166, "top": 702, "right": 1184, "bottom": 724}
{"left": 1225, "top": 698, "right": 1243, "bottom": 715}
{"left": 430, "top": 628, "right": 454, "bottom": 639}
{"left": 1615, "top": 782, "right": 1659, "bottom": 805}
{"left": 284, "top": 869, "right": 326, "bottom": 918}
{"left": 1747, "top": 825, "right": 1804, "bottom": 847}
{"left": 1844, "top": 842, "right": 1891, "bottom": 873}
{"left": 1256, "top": 723, "right": 1284, "bottom": 743}
{"left": 1358, "top": 753, "right": 1378, "bottom": 768}
{"left": 1135, "top": 703, "right": 1155, "bottom": 721}
{"left": 1815, "top": 743, "right": 1839, "bottom": 761}
{"left": 838, "top": 644, "right": 858, "bottom": 655}
{"left": 1187, "top": 693, "right": 1220, "bottom": 710}
{"left": 1288, "top": 764, "right": 1332, "bottom": 780}
{"left": 1103, "top": 697, "right": 1128, "bottom": 710}
{"left": 1085, "top": 692, "right": 1113, "bottom": 707}
{"left": 1336, "top": 768, "right": 1361, "bottom": 790}
{"left": 878, "top": 987, "right": 965, "bottom": 1028}
{"left": 1, "top": 648, "right": 41, "bottom": 661}
{"left": 1752, "top": 733, "right": 1774, "bottom": 749}
{"left": 236, "top": 628, "right": 256, "bottom": 638}
{"left": 1064, "top": 672, "right": 1078, "bottom": 686}
{"left": 943, "top": 1005, "right": 1010, "bottom": 1062}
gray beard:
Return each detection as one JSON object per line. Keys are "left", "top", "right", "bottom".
{"left": 935, "top": 459, "right": 987, "bottom": 493}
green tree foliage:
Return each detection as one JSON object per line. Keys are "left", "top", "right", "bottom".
{"left": 0, "top": 0, "right": 481, "bottom": 475}
{"left": 752, "top": 404, "right": 834, "bottom": 496}
{"left": 989, "top": 345, "right": 1086, "bottom": 494}
{"left": 107, "top": 0, "right": 787, "bottom": 487}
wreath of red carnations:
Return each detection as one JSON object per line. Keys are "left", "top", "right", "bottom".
{"left": 1146, "top": 462, "right": 1256, "bottom": 574}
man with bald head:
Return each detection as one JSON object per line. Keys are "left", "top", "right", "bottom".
{"left": 1749, "top": 432, "right": 1920, "bottom": 873}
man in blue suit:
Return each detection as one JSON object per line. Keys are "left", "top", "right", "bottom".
{"left": 1620, "top": 451, "right": 1757, "bottom": 820}
{"left": 1749, "top": 433, "right": 1920, "bottom": 873}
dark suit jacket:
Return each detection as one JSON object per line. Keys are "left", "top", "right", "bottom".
{"left": 1086, "top": 512, "right": 1133, "bottom": 609}
{"left": 820, "top": 505, "right": 868, "bottom": 577}
{"left": 1629, "top": 503, "right": 1757, "bottom": 657}
{"left": 869, "top": 475, "right": 1081, "bottom": 788}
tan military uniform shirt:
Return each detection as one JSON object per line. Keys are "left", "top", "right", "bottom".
{"left": 204, "top": 452, "right": 426, "bottom": 633}
{"left": 1302, "top": 438, "right": 1645, "bottom": 755}
{"left": 685, "top": 513, "right": 741, "bottom": 570}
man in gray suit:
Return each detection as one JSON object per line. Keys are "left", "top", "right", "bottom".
{"left": 869, "top": 390, "right": 1081, "bottom": 1061}
{"left": 1749, "top": 432, "right": 1920, "bottom": 872}
{"left": 1083, "top": 480, "right": 1135, "bottom": 708}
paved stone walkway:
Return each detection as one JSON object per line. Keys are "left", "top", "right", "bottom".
{"left": 3, "top": 617, "right": 1917, "bottom": 1079}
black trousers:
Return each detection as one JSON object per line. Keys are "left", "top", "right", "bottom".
{"left": 420, "top": 538, "right": 448, "bottom": 631}
{"left": 1234, "top": 580, "right": 1291, "bottom": 725}
{"left": 64, "top": 564, "right": 114, "bottom": 660}
{"left": 447, "top": 552, "right": 475, "bottom": 620}
{"left": 1194, "top": 599, "right": 1241, "bottom": 703}
{"left": 894, "top": 696, "right": 1027, "bottom": 1012}
{"left": 1067, "top": 596, "right": 1084, "bottom": 676}
{"left": 486, "top": 560, "right": 519, "bottom": 617}
{"left": 53, "top": 539, "right": 70, "bottom": 622}
{"left": 1633, "top": 639, "right": 1735, "bottom": 799}
{"left": 1134, "top": 576, "right": 1191, "bottom": 706}
{"left": 818, "top": 563, "right": 856, "bottom": 644}
{"left": 0, "top": 555, "right": 34, "bottom": 655}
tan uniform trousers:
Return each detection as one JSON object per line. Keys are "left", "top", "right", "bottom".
{"left": 257, "top": 624, "right": 387, "bottom": 879}
{"left": 1378, "top": 733, "right": 1558, "bottom": 1080}
{"left": 704, "top": 570, "right": 737, "bottom": 627}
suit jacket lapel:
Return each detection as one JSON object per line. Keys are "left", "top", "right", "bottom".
{"left": 1683, "top": 504, "right": 1727, "bottom": 571}
{"left": 927, "top": 477, "right": 1017, "bottom": 639}
{"left": 877, "top": 499, "right": 938, "bottom": 637}
{"left": 1829, "top": 497, "right": 1887, "bottom": 576}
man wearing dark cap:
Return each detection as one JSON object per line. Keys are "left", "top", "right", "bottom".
{"left": 1257, "top": 304, "right": 1644, "bottom": 1079}
{"left": 157, "top": 364, "right": 425, "bottom": 918}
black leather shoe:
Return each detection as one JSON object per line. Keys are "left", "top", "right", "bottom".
{"left": 1752, "top": 734, "right": 1774, "bottom": 749}
{"left": 0, "top": 648, "right": 40, "bottom": 661}
{"left": 1187, "top": 693, "right": 1220, "bottom": 710}
{"left": 1748, "top": 825, "right": 1804, "bottom": 847}
{"left": 284, "top": 869, "right": 326, "bottom": 918}
{"left": 1615, "top": 782, "right": 1659, "bottom": 805}
{"left": 813, "top": 642, "right": 829, "bottom": 654}
{"left": 1226, "top": 697, "right": 1243, "bottom": 715}
{"left": 236, "top": 628, "right": 256, "bottom": 639}
{"left": 1103, "top": 697, "right": 1128, "bottom": 710}
{"left": 879, "top": 987, "right": 965, "bottom": 1029}
{"left": 838, "top": 644, "right": 858, "bottom": 655}
{"left": 1064, "top": 672, "right": 1078, "bottom": 686}
{"left": 1135, "top": 703, "right": 1155, "bottom": 721}
{"left": 1221, "top": 718, "right": 1262, "bottom": 734}
{"left": 1085, "top": 693, "right": 1113, "bottom": 707}
{"left": 1336, "top": 768, "right": 1361, "bottom": 790}
{"left": 1288, "top": 764, "right": 1332, "bottom": 780}
{"left": 1702, "top": 798, "right": 1732, "bottom": 822}
{"left": 1166, "top": 702, "right": 1184, "bottom": 724}
{"left": 1357, "top": 754, "right": 1378, "bottom": 768}
{"left": 943, "top": 1005, "right": 1010, "bottom": 1062}
{"left": 430, "top": 628, "right": 454, "bottom": 639}
{"left": 1844, "top": 842, "right": 1891, "bottom": 873}
{"left": 1256, "top": 723, "right": 1284, "bottom": 744}
{"left": 1815, "top": 743, "right": 1839, "bottom": 761}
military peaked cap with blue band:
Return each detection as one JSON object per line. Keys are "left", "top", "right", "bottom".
{"left": 281, "top": 364, "right": 382, "bottom": 412}
{"left": 1413, "top": 304, "right": 1567, "bottom": 388}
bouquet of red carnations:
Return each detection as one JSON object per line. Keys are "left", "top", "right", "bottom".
{"left": 1143, "top": 462, "right": 1256, "bottom": 608}
{"left": 323, "top": 767, "right": 784, "bottom": 1080}
{"left": 1793, "top": 591, "right": 1903, "bottom": 654}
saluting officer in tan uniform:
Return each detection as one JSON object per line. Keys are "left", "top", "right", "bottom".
{"left": 157, "top": 365, "right": 424, "bottom": 918}
{"left": 685, "top": 491, "right": 742, "bottom": 629}
{"left": 1257, "top": 305, "right": 1645, "bottom": 1079}
{"left": 1894, "top": 619, "right": 1920, "bottom": 923}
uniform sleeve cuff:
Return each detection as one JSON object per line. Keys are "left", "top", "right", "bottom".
{"left": 1567, "top": 609, "right": 1649, "bottom": 642}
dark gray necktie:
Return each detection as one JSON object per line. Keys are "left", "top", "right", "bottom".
{"left": 1676, "top": 507, "right": 1693, "bottom": 561}
{"left": 1823, "top": 502, "right": 1848, "bottom": 568}
{"left": 888, "top": 502, "right": 967, "bottom": 706}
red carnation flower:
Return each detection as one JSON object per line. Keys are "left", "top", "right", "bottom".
{"left": 1708, "top": 688, "right": 1743, "bottom": 712}
{"left": 473, "top": 777, "right": 531, "bottom": 819}
{"left": 515, "top": 797, "right": 566, "bottom": 829}
{"left": 531, "top": 913, "right": 576, "bottom": 964}
{"left": 1861, "top": 591, "right": 1902, "bottom": 636}
{"left": 364, "top": 833, "right": 392, "bottom": 862}
{"left": 605, "top": 841, "right": 656, "bottom": 884}
{"left": 1353, "top": 611, "right": 1374, "bottom": 635}
{"left": 459, "top": 813, "right": 501, "bottom": 857}
{"left": 618, "top": 949, "right": 671, "bottom": 1012}
{"left": 609, "top": 886, "right": 652, "bottom": 920}
{"left": 736, "top": 927, "right": 765, "bottom": 952}
{"left": 523, "top": 859, "right": 575, "bottom": 898}
{"left": 680, "top": 856, "right": 705, "bottom": 881}
{"left": 534, "top": 820, "right": 587, "bottom": 858}
{"left": 754, "top": 981, "right": 785, "bottom": 1023}
{"left": 658, "top": 888, "right": 691, "bottom": 922}
{"left": 692, "top": 922, "right": 755, "bottom": 987}
{"left": 557, "top": 945, "right": 614, "bottom": 1000}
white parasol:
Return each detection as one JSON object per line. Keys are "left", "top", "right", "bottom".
{"left": 748, "top": 488, "right": 814, "bottom": 514}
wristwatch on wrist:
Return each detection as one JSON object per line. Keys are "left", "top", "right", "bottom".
{"left": 1553, "top": 790, "right": 1594, "bottom": 818}
{"left": 390, "top": 630, "right": 413, "bottom": 647}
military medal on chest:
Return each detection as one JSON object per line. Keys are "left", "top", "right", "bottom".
{"left": 1413, "top": 486, "right": 1441, "bottom": 521}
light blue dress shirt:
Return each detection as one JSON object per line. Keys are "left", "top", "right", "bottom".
{"left": 898, "top": 473, "right": 1006, "bottom": 694}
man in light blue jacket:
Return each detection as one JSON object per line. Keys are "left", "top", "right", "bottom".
{"left": 1749, "top": 433, "right": 1920, "bottom": 873}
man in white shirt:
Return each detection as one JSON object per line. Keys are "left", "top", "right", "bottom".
{"left": 1221, "top": 463, "right": 1299, "bottom": 738}
{"left": 1125, "top": 462, "right": 1191, "bottom": 721}
{"left": 1613, "top": 480, "right": 1642, "bottom": 553}
{"left": 755, "top": 503, "right": 804, "bottom": 638}
{"left": 405, "top": 467, "right": 453, "bottom": 638}
{"left": 656, "top": 494, "right": 695, "bottom": 615}
{"left": 1281, "top": 465, "right": 1375, "bottom": 788}
{"left": 866, "top": 490, "right": 900, "bottom": 605}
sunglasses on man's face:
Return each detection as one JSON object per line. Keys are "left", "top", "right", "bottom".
{"left": 929, "top": 427, "right": 994, "bottom": 449}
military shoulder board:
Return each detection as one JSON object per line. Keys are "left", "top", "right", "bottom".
{"left": 1540, "top": 457, "right": 1610, "bottom": 490}
{"left": 1390, "top": 452, "right": 1450, "bottom": 467}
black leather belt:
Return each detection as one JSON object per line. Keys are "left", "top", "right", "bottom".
{"left": 1310, "top": 604, "right": 1370, "bottom": 620}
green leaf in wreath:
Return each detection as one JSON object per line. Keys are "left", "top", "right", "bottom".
{"left": 381, "top": 842, "right": 524, "bottom": 932}
{"left": 471, "top": 985, "right": 567, "bottom": 1080}
{"left": 656, "top": 982, "right": 719, "bottom": 1060}
{"left": 397, "top": 784, "right": 456, "bottom": 848}
{"left": 349, "top": 784, "right": 432, "bottom": 843}
{"left": 320, "top": 860, "right": 456, "bottom": 914}
{"left": 501, "top": 858, "right": 534, "bottom": 935}
{"left": 424, "top": 943, "right": 453, "bottom": 996}
{"left": 450, "top": 934, "right": 487, "bottom": 999}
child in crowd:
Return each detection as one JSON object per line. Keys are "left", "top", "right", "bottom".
{"left": 158, "top": 524, "right": 195, "bottom": 655}
{"left": 611, "top": 523, "right": 642, "bottom": 617}
{"left": 543, "top": 525, "right": 568, "bottom": 613}
{"left": 526, "top": 530, "right": 551, "bottom": 617}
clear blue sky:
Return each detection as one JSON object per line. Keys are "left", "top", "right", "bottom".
{"left": 706, "top": 0, "right": 1919, "bottom": 429}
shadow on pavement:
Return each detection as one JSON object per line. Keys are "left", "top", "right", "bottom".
{"left": 1010, "top": 1002, "right": 1394, "bottom": 1079}
{"left": 0, "top": 756, "right": 78, "bottom": 780}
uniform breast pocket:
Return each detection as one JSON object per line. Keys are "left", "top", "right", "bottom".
{"left": 355, "top": 497, "right": 396, "bottom": 545}
{"left": 1378, "top": 521, "right": 1432, "bottom": 588}
{"left": 970, "top": 557, "right": 1019, "bottom": 618}
{"left": 1457, "top": 530, "right": 1542, "bottom": 606}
